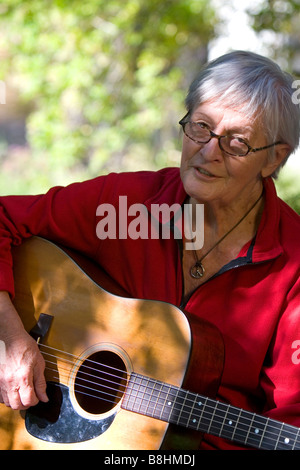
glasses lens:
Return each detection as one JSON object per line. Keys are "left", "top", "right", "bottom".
{"left": 220, "top": 136, "right": 249, "bottom": 156}
{"left": 184, "top": 122, "right": 211, "bottom": 143}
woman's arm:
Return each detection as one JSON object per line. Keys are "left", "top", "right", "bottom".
{"left": 261, "top": 276, "right": 300, "bottom": 426}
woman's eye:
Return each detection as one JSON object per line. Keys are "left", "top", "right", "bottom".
{"left": 232, "top": 136, "right": 248, "bottom": 145}
{"left": 238, "top": 137, "right": 247, "bottom": 143}
{"left": 197, "top": 121, "right": 210, "bottom": 130}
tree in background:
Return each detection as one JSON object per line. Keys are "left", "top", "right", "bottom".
{"left": 250, "top": 0, "right": 300, "bottom": 74}
{"left": 0, "top": 0, "right": 217, "bottom": 194}
{"left": 248, "top": 0, "right": 300, "bottom": 213}
{"left": 0, "top": 0, "right": 299, "bottom": 214}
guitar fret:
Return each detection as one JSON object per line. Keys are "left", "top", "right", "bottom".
{"left": 246, "top": 414, "right": 284, "bottom": 450}
{"left": 161, "top": 385, "right": 177, "bottom": 421}
{"left": 180, "top": 391, "right": 191, "bottom": 426}
{"left": 274, "top": 422, "right": 284, "bottom": 450}
{"left": 206, "top": 402, "right": 218, "bottom": 434}
{"left": 166, "top": 387, "right": 180, "bottom": 422}
{"left": 215, "top": 407, "right": 243, "bottom": 442}
{"left": 144, "top": 377, "right": 156, "bottom": 417}
{"left": 216, "top": 401, "right": 230, "bottom": 437}
{"left": 232, "top": 408, "right": 254, "bottom": 445}
{"left": 123, "top": 373, "right": 300, "bottom": 450}
{"left": 258, "top": 417, "right": 270, "bottom": 448}
{"left": 155, "top": 383, "right": 168, "bottom": 420}
{"left": 123, "top": 374, "right": 146, "bottom": 414}
{"left": 169, "top": 389, "right": 188, "bottom": 425}
{"left": 139, "top": 376, "right": 151, "bottom": 415}
{"left": 231, "top": 408, "right": 242, "bottom": 441}
{"left": 186, "top": 393, "right": 198, "bottom": 428}
{"left": 180, "top": 391, "right": 200, "bottom": 427}
{"left": 275, "top": 422, "right": 300, "bottom": 450}
{"left": 151, "top": 382, "right": 174, "bottom": 420}
{"left": 146, "top": 378, "right": 170, "bottom": 419}
{"left": 123, "top": 373, "right": 178, "bottom": 422}
{"left": 292, "top": 427, "right": 300, "bottom": 450}
{"left": 207, "top": 401, "right": 229, "bottom": 436}
{"left": 192, "top": 396, "right": 208, "bottom": 431}
{"left": 244, "top": 413, "right": 255, "bottom": 446}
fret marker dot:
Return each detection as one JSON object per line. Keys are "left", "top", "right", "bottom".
{"left": 193, "top": 419, "right": 197, "bottom": 424}
{"left": 198, "top": 402, "right": 202, "bottom": 406}
{"left": 255, "top": 429, "right": 260, "bottom": 434}
{"left": 167, "top": 402, "right": 172, "bottom": 406}
{"left": 284, "top": 438, "right": 290, "bottom": 445}
{"left": 228, "top": 420, "right": 233, "bottom": 426}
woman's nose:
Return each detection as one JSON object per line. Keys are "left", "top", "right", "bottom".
{"left": 199, "top": 136, "right": 223, "bottom": 162}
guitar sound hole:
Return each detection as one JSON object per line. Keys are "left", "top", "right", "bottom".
{"left": 74, "top": 350, "right": 128, "bottom": 415}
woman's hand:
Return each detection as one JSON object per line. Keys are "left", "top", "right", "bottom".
{"left": 0, "top": 292, "right": 48, "bottom": 410}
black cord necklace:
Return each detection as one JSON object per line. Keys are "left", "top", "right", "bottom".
{"left": 189, "top": 192, "right": 264, "bottom": 279}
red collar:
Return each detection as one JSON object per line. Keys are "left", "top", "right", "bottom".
{"left": 145, "top": 168, "right": 283, "bottom": 262}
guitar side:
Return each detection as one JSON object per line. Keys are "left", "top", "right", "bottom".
{"left": 0, "top": 237, "right": 224, "bottom": 450}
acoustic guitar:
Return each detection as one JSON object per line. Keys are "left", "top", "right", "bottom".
{"left": 0, "top": 237, "right": 299, "bottom": 450}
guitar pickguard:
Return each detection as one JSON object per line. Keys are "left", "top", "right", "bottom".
{"left": 25, "top": 382, "right": 116, "bottom": 443}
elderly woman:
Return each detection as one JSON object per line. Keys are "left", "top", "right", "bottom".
{"left": 0, "top": 50, "right": 299, "bottom": 450}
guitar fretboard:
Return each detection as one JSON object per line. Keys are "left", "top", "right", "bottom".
{"left": 122, "top": 373, "right": 300, "bottom": 450}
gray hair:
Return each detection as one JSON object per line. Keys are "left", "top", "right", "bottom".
{"left": 185, "top": 50, "right": 300, "bottom": 178}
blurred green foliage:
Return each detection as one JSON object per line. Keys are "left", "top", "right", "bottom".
{"left": 0, "top": 0, "right": 299, "bottom": 215}
{"left": 247, "top": 0, "right": 300, "bottom": 213}
{"left": 276, "top": 169, "right": 300, "bottom": 214}
{"left": 248, "top": 0, "right": 300, "bottom": 78}
{"left": 0, "top": 0, "right": 217, "bottom": 194}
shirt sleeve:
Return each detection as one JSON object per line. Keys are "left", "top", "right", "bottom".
{"left": 260, "top": 274, "right": 300, "bottom": 427}
{"left": 0, "top": 177, "right": 106, "bottom": 296}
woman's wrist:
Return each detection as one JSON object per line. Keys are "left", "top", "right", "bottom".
{"left": 0, "top": 291, "right": 25, "bottom": 339}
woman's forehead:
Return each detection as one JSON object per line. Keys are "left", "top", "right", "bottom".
{"left": 191, "top": 100, "right": 259, "bottom": 132}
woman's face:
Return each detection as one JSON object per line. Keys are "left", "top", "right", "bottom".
{"left": 180, "top": 101, "right": 280, "bottom": 207}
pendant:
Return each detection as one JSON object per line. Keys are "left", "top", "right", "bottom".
{"left": 190, "top": 261, "right": 205, "bottom": 279}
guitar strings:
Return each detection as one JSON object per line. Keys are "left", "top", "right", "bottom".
{"left": 40, "top": 344, "right": 129, "bottom": 403}
{"left": 41, "top": 346, "right": 129, "bottom": 387}
{"left": 44, "top": 367, "right": 125, "bottom": 405}
{"left": 43, "top": 360, "right": 300, "bottom": 449}
{"left": 40, "top": 343, "right": 131, "bottom": 379}
{"left": 37, "top": 343, "right": 300, "bottom": 447}
{"left": 43, "top": 359, "right": 126, "bottom": 398}
{"left": 39, "top": 344, "right": 300, "bottom": 445}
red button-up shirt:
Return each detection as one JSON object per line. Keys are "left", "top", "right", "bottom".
{"left": 0, "top": 167, "right": 300, "bottom": 449}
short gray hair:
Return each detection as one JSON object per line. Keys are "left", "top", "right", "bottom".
{"left": 185, "top": 50, "right": 300, "bottom": 177}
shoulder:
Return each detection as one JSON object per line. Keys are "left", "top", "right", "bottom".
{"left": 107, "top": 167, "right": 181, "bottom": 189}
{"left": 278, "top": 198, "right": 300, "bottom": 251}
{"left": 256, "top": 178, "right": 300, "bottom": 263}
{"left": 96, "top": 167, "right": 184, "bottom": 203}
{"left": 263, "top": 177, "right": 300, "bottom": 233}
{"left": 278, "top": 198, "right": 300, "bottom": 227}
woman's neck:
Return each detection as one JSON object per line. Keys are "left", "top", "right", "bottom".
{"left": 189, "top": 183, "right": 264, "bottom": 240}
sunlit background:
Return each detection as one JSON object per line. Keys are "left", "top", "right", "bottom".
{"left": 0, "top": 0, "right": 299, "bottom": 212}
{"left": 210, "top": 0, "right": 300, "bottom": 183}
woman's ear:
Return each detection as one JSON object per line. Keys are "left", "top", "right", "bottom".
{"left": 261, "top": 143, "right": 291, "bottom": 178}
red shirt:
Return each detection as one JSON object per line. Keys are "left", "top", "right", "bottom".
{"left": 0, "top": 167, "right": 300, "bottom": 449}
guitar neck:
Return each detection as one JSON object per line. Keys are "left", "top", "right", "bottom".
{"left": 122, "top": 373, "right": 300, "bottom": 450}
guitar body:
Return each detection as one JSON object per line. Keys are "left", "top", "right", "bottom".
{"left": 0, "top": 237, "right": 224, "bottom": 450}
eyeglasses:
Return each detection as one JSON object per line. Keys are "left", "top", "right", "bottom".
{"left": 179, "top": 113, "right": 282, "bottom": 157}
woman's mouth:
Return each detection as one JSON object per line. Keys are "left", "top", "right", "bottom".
{"left": 195, "top": 167, "right": 217, "bottom": 178}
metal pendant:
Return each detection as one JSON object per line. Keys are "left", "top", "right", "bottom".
{"left": 190, "top": 261, "right": 205, "bottom": 279}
